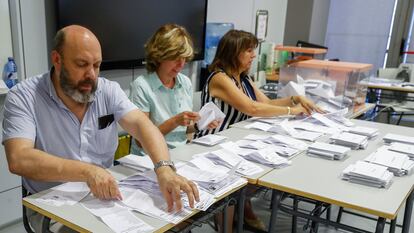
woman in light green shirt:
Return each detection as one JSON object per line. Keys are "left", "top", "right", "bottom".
{"left": 129, "top": 24, "right": 218, "bottom": 155}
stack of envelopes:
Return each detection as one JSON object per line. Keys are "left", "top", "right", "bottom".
{"left": 347, "top": 126, "right": 379, "bottom": 139}
{"left": 383, "top": 133, "right": 414, "bottom": 145}
{"left": 364, "top": 146, "right": 414, "bottom": 176}
{"left": 341, "top": 161, "right": 393, "bottom": 188}
{"left": 307, "top": 141, "right": 350, "bottom": 160}
{"left": 330, "top": 132, "right": 368, "bottom": 149}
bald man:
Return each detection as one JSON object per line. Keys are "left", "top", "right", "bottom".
{"left": 3, "top": 25, "right": 199, "bottom": 231}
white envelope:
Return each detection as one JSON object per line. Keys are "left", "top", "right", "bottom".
{"left": 197, "top": 102, "right": 226, "bottom": 130}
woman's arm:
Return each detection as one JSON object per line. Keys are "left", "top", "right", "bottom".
{"left": 209, "top": 73, "right": 306, "bottom": 117}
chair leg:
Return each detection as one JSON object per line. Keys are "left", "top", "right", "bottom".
{"left": 396, "top": 112, "right": 404, "bottom": 125}
{"left": 336, "top": 207, "right": 343, "bottom": 224}
{"left": 41, "top": 217, "right": 53, "bottom": 233}
{"left": 22, "top": 205, "right": 34, "bottom": 233}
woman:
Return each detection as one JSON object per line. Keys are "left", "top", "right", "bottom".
{"left": 195, "top": 29, "right": 322, "bottom": 230}
{"left": 129, "top": 24, "right": 218, "bottom": 155}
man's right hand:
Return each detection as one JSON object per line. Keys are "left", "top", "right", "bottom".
{"left": 85, "top": 166, "right": 122, "bottom": 200}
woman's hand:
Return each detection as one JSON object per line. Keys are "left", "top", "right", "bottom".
{"left": 174, "top": 111, "right": 200, "bottom": 127}
{"left": 293, "top": 96, "right": 324, "bottom": 114}
{"left": 206, "top": 120, "right": 221, "bottom": 129}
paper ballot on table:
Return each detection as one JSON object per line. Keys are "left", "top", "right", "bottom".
{"left": 220, "top": 141, "right": 291, "bottom": 168}
{"left": 341, "top": 161, "right": 393, "bottom": 188}
{"left": 330, "top": 132, "right": 368, "bottom": 149}
{"left": 81, "top": 197, "right": 153, "bottom": 233}
{"left": 36, "top": 182, "right": 90, "bottom": 206}
{"left": 347, "top": 126, "right": 379, "bottom": 139}
{"left": 197, "top": 102, "right": 226, "bottom": 130}
{"left": 265, "top": 134, "right": 309, "bottom": 151}
{"left": 117, "top": 154, "right": 154, "bottom": 172}
{"left": 383, "top": 133, "right": 414, "bottom": 145}
{"left": 192, "top": 134, "right": 227, "bottom": 146}
{"left": 307, "top": 142, "right": 350, "bottom": 160}
{"left": 364, "top": 146, "right": 414, "bottom": 176}
{"left": 311, "top": 113, "right": 347, "bottom": 131}
{"left": 278, "top": 80, "right": 306, "bottom": 97}
{"left": 389, "top": 142, "right": 414, "bottom": 158}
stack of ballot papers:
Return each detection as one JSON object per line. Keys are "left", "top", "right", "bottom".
{"left": 118, "top": 170, "right": 216, "bottom": 223}
{"left": 243, "top": 134, "right": 307, "bottom": 154}
{"left": 364, "top": 146, "right": 414, "bottom": 176}
{"left": 244, "top": 121, "right": 322, "bottom": 142}
{"left": 219, "top": 141, "right": 292, "bottom": 168}
{"left": 330, "top": 132, "right": 368, "bottom": 149}
{"left": 81, "top": 197, "right": 154, "bottom": 233}
{"left": 117, "top": 154, "right": 153, "bottom": 172}
{"left": 178, "top": 161, "right": 247, "bottom": 197}
{"left": 237, "top": 139, "right": 300, "bottom": 158}
{"left": 197, "top": 102, "right": 226, "bottom": 130}
{"left": 347, "top": 126, "right": 379, "bottom": 139}
{"left": 341, "top": 161, "right": 394, "bottom": 188}
{"left": 383, "top": 133, "right": 414, "bottom": 145}
{"left": 195, "top": 148, "right": 264, "bottom": 176}
{"left": 307, "top": 142, "right": 351, "bottom": 160}
{"left": 192, "top": 134, "right": 227, "bottom": 146}
{"left": 249, "top": 116, "right": 292, "bottom": 125}
{"left": 291, "top": 121, "right": 337, "bottom": 134}
{"left": 388, "top": 142, "right": 414, "bottom": 159}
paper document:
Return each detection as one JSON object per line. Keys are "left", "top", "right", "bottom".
{"left": 36, "top": 182, "right": 90, "bottom": 206}
{"left": 198, "top": 102, "right": 225, "bottom": 130}
{"left": 117, "top": 154, "right": 154, "bottom": 172}
{"left": 192, "top": 134, "right": 227, "bottom": 146}
{"left": 100, "top": 210, "right": 154, "bottom": 233}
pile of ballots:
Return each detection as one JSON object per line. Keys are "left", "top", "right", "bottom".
{"left": 330, "top": 132, "right": 368, "bottom": 149}
{"left": 307, "top": 142, "right": 350, "bottom": 160}
{"left": 341, "top": 161, "right": 393, "bottom": 188}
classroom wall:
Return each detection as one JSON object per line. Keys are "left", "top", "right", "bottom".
{"left": 0, "top": 0, "right": 289, "bottom": 227}
{"left": 0, "top": 0, "right": 23, "bottom": 228}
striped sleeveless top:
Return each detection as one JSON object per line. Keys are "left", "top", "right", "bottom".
{"left": 194, "top": 70, "right": 257, "bottom": 138}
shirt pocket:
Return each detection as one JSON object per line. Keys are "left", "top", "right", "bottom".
{"left": 94, "top": 125, "right": 118, "bottom": 155}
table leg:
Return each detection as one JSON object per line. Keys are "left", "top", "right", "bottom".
{"left": 402, "top": 189, "right": 414, "bottom": 233}
{"left": 269, "top": 190, "right": 283, "bottom": 233}
{"left": 389, "top": 218, "right": 396, "bottom": 233}
{"left": 291, "top": 196, "right": 298, "bottom": 233}
{"left": 236, "top": 186, "right": 246, "bottom": 233}
{"left": 375, "top": 217, "right": 386, "bottom": 233}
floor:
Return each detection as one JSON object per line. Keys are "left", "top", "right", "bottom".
{"left": 1, "top": 190, "right": 411, "bottom": 233}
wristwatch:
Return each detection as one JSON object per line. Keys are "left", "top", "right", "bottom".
{"left": 153, "top": 160, "right": 176, "bottom": 172}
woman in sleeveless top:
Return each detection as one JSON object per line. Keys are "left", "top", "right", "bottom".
{"left": 195, "top": 30, "right": 322, "bottom": 138}
{"left": 194, "top": 29, "right": 323, "bottom": 230}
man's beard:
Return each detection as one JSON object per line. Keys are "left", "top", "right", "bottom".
{"left": 59, "top": 64, "right": 97, "bottom": 103}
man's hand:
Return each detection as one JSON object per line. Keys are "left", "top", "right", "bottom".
{"left": 85, "top": 166, "right": 122, "bottom": 200}
{"left": 155, "top": 166, "right": 200, "bottom": 212}
{"left": 174, "top": 111, "right": 200, "bottom": 127}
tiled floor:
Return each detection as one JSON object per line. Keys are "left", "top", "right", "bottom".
{"left": 2, "top": 190, "right": 410, "bottom": 233}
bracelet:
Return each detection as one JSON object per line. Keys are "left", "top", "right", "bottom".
{"left": 287, "top": 106, "right": 291, "bottom": 115}
{"left": 291, "top": 96, "right": 297, "bottom": 105}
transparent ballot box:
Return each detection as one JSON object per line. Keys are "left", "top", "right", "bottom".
{"left": 278, "top": 59, "right": 373, "bottom": 111}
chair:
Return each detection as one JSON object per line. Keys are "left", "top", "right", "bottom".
{"left": 22, "top": 185, "right": 52, "bottom": 233}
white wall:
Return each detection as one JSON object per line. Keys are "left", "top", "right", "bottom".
{"left": 309, "top": 0, "right": 330, "bottom": 45}
{"left": 0, "top": 0, "right": 23, "bottom": 228}
{"left": 207, "top": 0, "right": 287, "bottom": 44}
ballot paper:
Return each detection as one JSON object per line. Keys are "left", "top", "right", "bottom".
{"left": 364, "top": 146, "right": 414, "bottom": 176}
{"left": 264, "top": 134, "right": 309, "bottom": 151}
{"left": 249, "top": 116, "right": 292, "bottom": 125}
{"left": 341, "top": 161, "right": 393, "bottom": 188}
{"left": 292, "top": 121, "right": 337, "bottom": 134}
{"left": 202, "top": 148, "right": 264, "bottom": 176}
{"left": 330, "top": 132, "right": 368, "bottom": 150}
{"left": 35, "top": 182, "right": 90, "bottom": 207}
{"left": 197, "top": 102, "right": 226, "bottom": 130}
{"left": 383, "top": 133, "right": 414, "bottom": 145}
{"left": 192, "top": 134, "right": 227, "bottom": 146}
{"left": 220, "top": 141, "right": 291, "bottom": 168}
{"left": 278, "top": 80, "right": 306, "bottom": 97}
{"left": 389, "top": 142, "right": 414, "bottom": 158}
{"left": 311, "top": 112, "right": 348, "bottom": 131}
{"left": 347, "top": 126, "right": 379, "bottom": 139}
{"left": 307, "top": 142, "right": 350, "bottom": 160}
{"left": 117, "top": 154, "right": 154, "bottom": 172}
{"left": 279, "top": 120, "right": 323, "bottom": 142}
{"left": 179, "top": 160, "right": 246, "bottom": 197}
{"left": 81, "top": 197, "right": 154, "bottom": 233}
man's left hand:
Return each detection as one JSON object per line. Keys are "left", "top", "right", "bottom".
{"left": 155, "top": 166, "right": 200, "bottom": 212}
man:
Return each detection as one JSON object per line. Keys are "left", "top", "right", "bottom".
{"left": 3, "top": 25, "right": 199, "bottom": 231}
